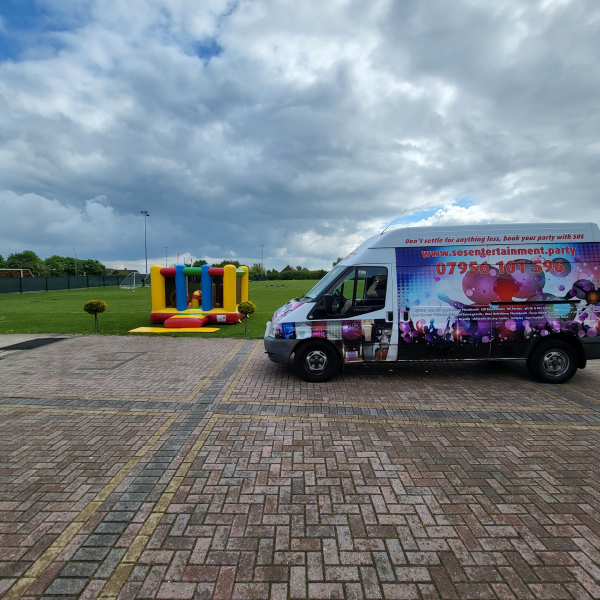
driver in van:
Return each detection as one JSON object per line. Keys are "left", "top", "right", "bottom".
{"left": 366, "top": 275, "right": 387, "bottom": 299}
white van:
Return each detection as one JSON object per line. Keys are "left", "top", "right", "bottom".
{"left": 264, "top": 223, "right": 600, "bottom": 383}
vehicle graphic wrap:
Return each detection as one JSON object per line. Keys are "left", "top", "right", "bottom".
{"left": 397, "top": 241, "right": 600, "bottom": 346}
{"left": 272, "top": 299, "right": 305, "bottom": 320}
{"left": 272, "top": 319, "right": 392, "bottom": 362}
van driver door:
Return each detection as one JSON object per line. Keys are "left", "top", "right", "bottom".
{"left": 308, "top": 265, "right": 397, "bottom": 363}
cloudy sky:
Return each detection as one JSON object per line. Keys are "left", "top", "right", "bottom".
{"left": 1, "top": 0, "right": 599, "bottom": 272}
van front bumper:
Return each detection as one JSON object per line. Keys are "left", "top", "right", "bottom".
{"left": 264, "top": 337, "right": 297, "bottom": 365}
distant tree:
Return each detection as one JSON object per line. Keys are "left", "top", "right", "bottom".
{"left": 278, "top": 270, "right": 295, "bottom": 280}
{"left": 262, "top": 266, "right": 327, "bottom": 281}
{"left": 249, "top": 263, "right": 264, "bottom": 277}
{"left": 192, "top": 259, "right": 208, "bottom": 268}
{"left": 41, "top": 255, "right": 106, "bottom": 276}
{"left": 6, "top": 250, "right": 44, "bottom": 276}
{"left": 45, "top": 255, "right": 72, "bottom": 276}
{"left": 0, "top": 255, "right": 6, "bottom": 268}
{"left": 82, "top": 259, "right": 106, "bottom": 276}
{"left": 213, "top": 259, "right": 241, "bottom": 268}
{"left": 333, "top": 257, "right": 343, "bottom": 266}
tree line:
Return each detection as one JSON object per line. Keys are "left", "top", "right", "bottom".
{"left": 264, "top": 266, "right": 328, "bottom": 280}
{"left": 190, "top": 260, "right": 328, "bottom": 280}
{"left": 1, "top": 251, "right": 333, "bottom": 280}
{"left": 0, "top": 251, "right": 107, "bottom": 277}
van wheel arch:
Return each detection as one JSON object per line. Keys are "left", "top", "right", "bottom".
{"left": 526, "top": 334, "right": 585, "bottom": 368}
{"left": 294, "top": 339, "right": 342, "bottom": 382}
{"left": 526, "top": 336, "right": 581, "bottom": 384}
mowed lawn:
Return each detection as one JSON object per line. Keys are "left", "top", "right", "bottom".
{"left": 0, "top": 280, "right": 317, "bottom": 339}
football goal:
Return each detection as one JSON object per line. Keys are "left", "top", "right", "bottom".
{"left": 119, "top": 273, "right": 149, "bottom": 289}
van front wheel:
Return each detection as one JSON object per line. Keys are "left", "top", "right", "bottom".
{"left": 295, "top": 341, "right": 340, "bottom": 382}
{"left": 527, "top": 340, "right": 577, "bottom": 384}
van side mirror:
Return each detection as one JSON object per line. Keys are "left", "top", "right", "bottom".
{"left": 322, "top": 294, "right": 334, "bottom": 315}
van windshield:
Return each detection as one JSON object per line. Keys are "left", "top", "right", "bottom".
{"left": 300, "top": 266, "right": 348, "bottom": 301}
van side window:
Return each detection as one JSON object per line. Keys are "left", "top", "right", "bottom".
{"left": 326, "top": 267, "right": 388, "bottom": 318}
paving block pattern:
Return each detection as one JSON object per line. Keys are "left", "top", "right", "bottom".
{"left": 0, "top": 335, "right": 599, "bottom": 599}
{"left": 0, "top": 336, "right": 245, "bottom": 402}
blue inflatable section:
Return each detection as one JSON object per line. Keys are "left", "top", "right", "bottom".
{"left": 175, "top": 264, "right": 187, "bottom": 312}
{"left": 201, "top": 264, "right": 213, "bottom": 311}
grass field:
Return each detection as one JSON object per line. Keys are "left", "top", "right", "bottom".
{"left": 0, "top": 280, "right": 317, "bottom": 339}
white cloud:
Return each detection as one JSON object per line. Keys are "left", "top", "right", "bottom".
{"left": 412, "top": 202, "right": 507, "bottom": 227}
{"left": 0, "top": 0, "right": 599, "bottom": 271}
{"left": 0, "top": 190, "right": 137, "bottom": 259}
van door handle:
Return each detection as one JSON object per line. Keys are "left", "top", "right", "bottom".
{"left": 402, "top": 309, "right": 409, "bottom": 320}
{"left": 387, "top": 311, "right": 394, "bottom": 322}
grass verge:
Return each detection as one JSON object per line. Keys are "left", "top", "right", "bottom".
{"left": 0, "top": 280, "right": 317, "bottom": 339}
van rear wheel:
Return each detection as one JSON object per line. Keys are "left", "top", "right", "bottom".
{"left": 526, "top": 340, "right": 577, "bottom": 384}
{"left": 295, "top": 341, "right": 339, "bottom": 382}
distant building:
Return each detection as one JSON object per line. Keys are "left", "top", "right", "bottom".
{"left": 281, "top": 265, "right": 296, "bottom": 273}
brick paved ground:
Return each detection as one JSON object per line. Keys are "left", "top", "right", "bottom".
{"left": 0, "top": 335, "right": 599, "bottom": 599}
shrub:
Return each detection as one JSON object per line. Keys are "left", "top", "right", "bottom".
{"left": 83, "top": 299, "right": 107, "bottom": 332}
{"left": 237, "top": 301, "right": 257, "bottom": 317}
{"left": 238, "top": 301, "right": 257, "bottom": 334}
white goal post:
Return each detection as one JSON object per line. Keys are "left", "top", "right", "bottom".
{"left": 119, "top": 273, "right": 149, "bottom": 288}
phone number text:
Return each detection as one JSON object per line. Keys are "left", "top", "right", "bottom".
{"left": 435, "top": 259, "right": 567, "bottom": 276}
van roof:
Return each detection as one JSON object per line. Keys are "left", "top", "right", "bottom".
{"left": 367, "top": 222, "right": 600, "bottom": 248}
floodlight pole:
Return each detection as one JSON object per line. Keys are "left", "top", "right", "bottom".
{"left": 140, "top": 211, "right": 149, "bottom": 273}
{"left": 73, "top": 248, "right": 78, "bottom": 276}
{"left": 261, "top": 244, "right": 264, "bottom": 276}
{"left": 164, "top": 246, "right": 168, "bottom": 267}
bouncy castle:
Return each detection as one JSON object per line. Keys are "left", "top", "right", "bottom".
{"left": 149, "top": 263, "right": 249, "bottom": 328}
